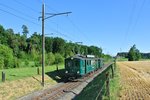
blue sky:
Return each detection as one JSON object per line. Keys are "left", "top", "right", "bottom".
{"left": 0, "top": 0, "right": 150, "bottom": 56}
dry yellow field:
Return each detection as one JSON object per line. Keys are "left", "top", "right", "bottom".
{"left": 0, "top": 75, "right": 57, "bottom": 100}
{"left": 117, "top": 61, "right": 150, "bottom": 100}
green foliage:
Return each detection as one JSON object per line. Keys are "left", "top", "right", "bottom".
{"left": 55, "top": 53, "right": 64, "bottom": 64}
{"left": 52, "top": 37, "right": 65, "bottom": 55}
{"left": 14, "top": 57, "right": 20, "bottom": 68}
{"left": 31, "top": 48, "right": 39, "bottom": 61}
{"left": 88, "top": 46, "right": 102, "bottom": 57}
{"left": 35, "top": 61, "right": 40, "bottom": 67}
{"left": 22, "top": 25, "right": 29, "bottom": 38}
{"left": 0, "top": 57, "right": 4, "bottom": 69}
{"left": 45, "top": 37, "right": 53, "bottom": 53}
{"left": 0, "top": 44, "right": 14, "bottom": 68}
{"left": 25, "top": 59, "right": 29, "bottom": 67}
{"left": 128, "top": 44, "right": 141, "bottom": 61}
{"left": 45, "top": 52, "right": 55, "bottom": 65}
{"left": 64, "top": 43, "right": 74, "bottom": 58}
{"left": 0, "top": 24, "right": 105, "bottom": 69}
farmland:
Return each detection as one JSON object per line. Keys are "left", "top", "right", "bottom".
{"left": 117, "top": 61, "right": 150, "bottom": 99}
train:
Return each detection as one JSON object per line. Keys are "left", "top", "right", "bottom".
{"left": 64, "top": 55, "right": 104, "bottom": 78}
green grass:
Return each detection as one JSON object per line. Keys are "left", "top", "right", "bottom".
{"left": 74, "top": 66, "right": 111, "bottom": 100}
{"left": 0, "top": 63, "right": 64, "bottom": 82}
{"left": 74, "top": 63, "right": 121, "bottom": 100}
{"left": 117, "top": 57, "right": 128, "bottom": 61}
{"left": 109, "top": 64, "right": 121, "bottom": 100}
{"left": 139, "top": 59, "right": 150, "bottom": 61}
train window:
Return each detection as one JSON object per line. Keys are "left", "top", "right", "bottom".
{"left": 86, "top": 60, "right": 88, "bottom": 65}
{"left": 74, "top": 60, "right": 79, "bottom": 67}
{"left": 67, "top": 62, "right": 71, "bottom": 67}
{"left": 91, "top": 60, "right": 95, "bottom": 65}
{"left": 87, "top": 60, "right": 91, "bottom": 65}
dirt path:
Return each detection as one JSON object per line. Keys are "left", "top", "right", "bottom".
{"left": 117, "top": 61, "right": 150, "bottom": 100}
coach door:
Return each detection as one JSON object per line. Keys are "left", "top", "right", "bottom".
{"left": 85, "top": 60, "right": 87, "bottom": 74}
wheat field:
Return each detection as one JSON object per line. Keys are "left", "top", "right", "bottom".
{"left": 117, "top": 61, "right": 150, "bottom": 99}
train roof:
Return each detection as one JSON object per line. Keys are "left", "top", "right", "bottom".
{"left": 65, "top": 55, "right": 103, "bottom": 60}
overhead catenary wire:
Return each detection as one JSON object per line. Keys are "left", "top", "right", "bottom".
{"left": 0, "top": 3, "right": 72, "bottom": 40}
{"left": 119, "top": 0, "right": 146, "bottom": 53}
{"left": 35, "top": 0, "right": 77, "bottom": 40}
{"left": 14, "top": 0, "right": 39, "bottom": 14}
{"left": 65, "top": 16, "right": 95, "bottom": 45}
{"left": 0, "top": 8, "right": 40, "bottom": 26}
{"left": 37, "top": 1, "right": 96, "bottom": 45}
{"left": 132, "top": 0, "right": 146, "bottom": 30}
{"left": 0, "top": 3, "right": 38, "bottom": 21}
{"left": 120, "top": 0, "right": 137, "bottom": 49}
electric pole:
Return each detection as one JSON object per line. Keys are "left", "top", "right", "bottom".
{"left": 39, "top": 0, "right": 72, "bottom": 87}
{"left": 41, "top": 1, "right": 45, "bottom": 87}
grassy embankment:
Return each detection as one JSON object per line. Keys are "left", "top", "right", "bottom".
{"left": 0, "top": 63, "right": 64, "bottom": 82}
{"left": 108, "top": 63, "right": 121, "bottom": 100}
{"left": 74, "top": 63, "right": 121, "bottom": 100}
{"left": 0, "top": 63, "right": 64, "bottom": 99}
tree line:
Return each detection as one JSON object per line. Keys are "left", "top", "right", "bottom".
{"left": 117, "top": 44, "right": 149, "bottom": 61}
{"left": 0, "top": 24, "right": 108, "bottom": 69}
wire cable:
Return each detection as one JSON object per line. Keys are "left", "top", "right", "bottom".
{"left": 0, "top": 3, "right": 37, "bottom": 21}
{"left": 119, "top": 0, "right": 137, "bottom": 51}
{"left": 133, "top": 0, "right": 146, "bottom": 30}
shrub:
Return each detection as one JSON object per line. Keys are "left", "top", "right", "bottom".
{"left": 35, "top": 61, "right": 40, "bottom": 67}
{"left": 14, "top": 57, "right": 20, "bottom": 68}
{"left": 46, "top": 52, "right": 55, "bottom": 66}
{"left": 25, "top": 59, "right": 29, "bottom": 67}
{"left": 55, "top": 53, "right": 64, "bottom": 64}
{"left": 0, "top": 57, "right": 4, "bottom": 69}
{"left": 0, "top": 44, "right": 14, "bottom": 68}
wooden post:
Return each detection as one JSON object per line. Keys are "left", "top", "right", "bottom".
{"left": 37, "top": 67, "right": 40, "bottom": 75}
{"left": 2, "top": 71, "right": 5, "bottom": 82}
{"left": 56, "top": 62, "right": 58, "bottom": 71}
{"left": 111, "top": 65, "right": 114, "bottom": 78}
{"left": 114, "top": 59, "right": 116, "bottom": 70}
{"left": 106, "top": 72, "right": 110, "bottom": 99}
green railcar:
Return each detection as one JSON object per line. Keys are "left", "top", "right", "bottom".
{"left": 98, "top": 58, "right": 104, "bottom": 68}
{"left": 65, "top": 55, "right": 103, "bottom": 77}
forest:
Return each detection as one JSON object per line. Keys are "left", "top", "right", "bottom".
{"left": 0, "top": 24, "right": 111, "bottom": 69}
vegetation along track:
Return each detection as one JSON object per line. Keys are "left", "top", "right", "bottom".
{"left": 117, "top": 61, "right": 150, "bottom": 99}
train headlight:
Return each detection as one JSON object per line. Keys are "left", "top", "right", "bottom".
{"left": 77, "top": 71, "right": 79, "bottom": 74}
{"left": 65, "top": 71, "right": 68, "bottom": 73}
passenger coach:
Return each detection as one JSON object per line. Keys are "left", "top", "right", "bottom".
{"left": 65, "top": 55, "right": 104, "bottom": 78}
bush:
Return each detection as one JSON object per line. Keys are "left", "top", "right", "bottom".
{"left": 46, "top": 52, "right": 55, "bottom": 66}
{"left": 25, "top": 59, "right": 29, "bottom": 67}
{"left": 55, "top": 53, "right": 64, "bottom": 64}
{"left": 18, "top": 51, "right": 26, "bottom": 59}
{"left": 0, "top": 57, "right": 4, "bottom": 69}
{"left": 0, "top": 44, "right": 14, "bottom": 68}
{"left": 14, "top": 57, "right": 20, "bottom": 68}
{"left": 35, "top": 61, "right": 40, "bottom": 67}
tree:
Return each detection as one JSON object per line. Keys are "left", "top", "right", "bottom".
{"left": 88, "top": 46, "right": 102, "bottom": 57}
{"left": 55, "top": 53, "right": 64, "bottom": 64}
{"left": 52, "top": 37, "right": 65, "bottom": 55}
{"left": 45, "top": 52, "right": 55, "bottom": 65}
{"left": 45, "top": 37, "right": 53, "bottom": 53}
{"left": 22, "top": 25, "right": 29, "bottom": 38}
{"left": 128, "top": 45, "right": 141, "bottom": 61}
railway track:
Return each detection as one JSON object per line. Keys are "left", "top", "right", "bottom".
{"left": 31, "top": 68, "right": 103, "bottom": 100}
{"left": 19, "top": 63, "right": 112, "bottom": 100}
